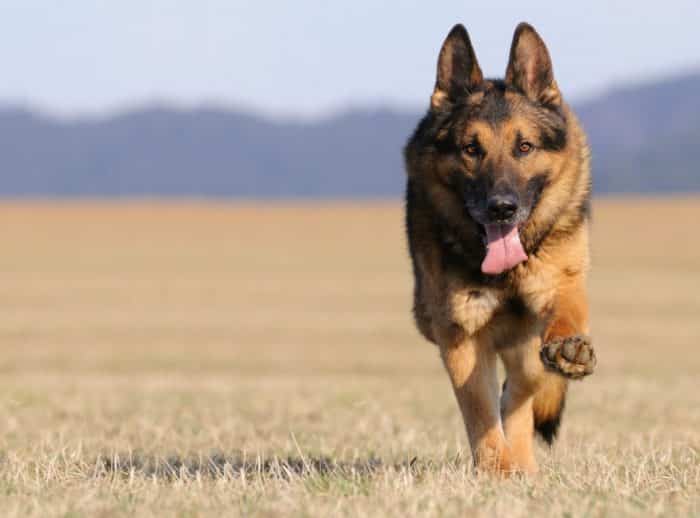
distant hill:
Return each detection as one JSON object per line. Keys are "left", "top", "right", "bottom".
{"left": 576, "top": 72, "right": 700, "bottom": 193}
{"left": 1, "top": 71, "right": 699, "bottom": 197}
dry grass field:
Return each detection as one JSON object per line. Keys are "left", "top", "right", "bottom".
{"left": 0, "top": 199, "right": 699, "bottom": 517}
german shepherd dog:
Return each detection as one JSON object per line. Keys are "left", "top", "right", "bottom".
{"left": 404, "top": 23, "right": 595, "bottom": 474}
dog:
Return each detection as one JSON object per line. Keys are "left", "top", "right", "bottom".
{"left": 404, "top": 22, "right": 595, "bottom": 474}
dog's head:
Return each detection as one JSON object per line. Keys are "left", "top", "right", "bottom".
{"left": 406, "top": 23, "right": 575, "bottom": 275}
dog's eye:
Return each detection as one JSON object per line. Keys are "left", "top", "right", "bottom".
{"left": 462, "top": 143, "right": 479, "bottom": 157}
{"left": 518, "top": 142, "right": 534, "bottom": 154}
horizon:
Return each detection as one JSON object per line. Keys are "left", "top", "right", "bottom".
{"left": 2, "top": 66, "right": 698, "bottom": 124}
{"left": 1, "top": 67, "right": 698, "bottom": 197}
{"left": 1, "top": 2, "right": 699, "bottom": 199}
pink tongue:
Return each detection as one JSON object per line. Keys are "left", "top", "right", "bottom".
{"left": 481, "top": 224, "right": 528, "bottom": 275}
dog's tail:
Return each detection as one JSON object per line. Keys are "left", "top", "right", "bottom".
{"left": 532, "top": 373, "right": 568, "bottom": 444}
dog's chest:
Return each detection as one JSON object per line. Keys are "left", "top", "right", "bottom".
{"left": 447, "top": 269, "right": 555, "bottom": 337}
{"left": 448, "top": 288, "right": 501, "bottom": 335}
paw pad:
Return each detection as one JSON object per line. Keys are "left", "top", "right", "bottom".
{"left": 541, "top": 335, "right": 596, "bottom": 380}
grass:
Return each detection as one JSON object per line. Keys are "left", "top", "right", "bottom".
{"left": 0, "top": 199, "right": 698, "bottom": 516}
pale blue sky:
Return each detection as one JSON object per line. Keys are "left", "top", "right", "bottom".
{"left": 1, "top": 0, "right": 698, "bottom": 118}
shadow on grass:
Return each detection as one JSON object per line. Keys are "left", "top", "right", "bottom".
{"left": 96, "top": 452, "right": 463, "bottom": 480}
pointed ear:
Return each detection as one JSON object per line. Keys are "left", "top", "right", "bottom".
{"left": 431, "top": 24, "right": 483, "bottom": 110}
{"left": 505, "top": 23, "right": 561, "bottom": 107}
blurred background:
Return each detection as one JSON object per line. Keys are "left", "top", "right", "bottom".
{"left": 1, "top": 0, "right": 699, "bottom": 196}
{"left": 1, "top": 2, "right": 700, "bottom": 515}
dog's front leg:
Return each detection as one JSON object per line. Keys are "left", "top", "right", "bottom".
{"left": 529, "top": 278, "right": 596, "bottom": 444}
{"left": 436, "top": 324, "right": 512, "bottom": 474}
{"left": 540, "top": 278, "right": 596, "bottom": 380}
{"left": 499, "top": 335, "right": 547, "bottom": 473}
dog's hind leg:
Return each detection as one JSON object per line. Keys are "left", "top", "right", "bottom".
{"left": 530, "top": 372, "right": 568, "bottom": 445}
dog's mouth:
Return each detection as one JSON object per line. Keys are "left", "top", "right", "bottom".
{"left": 464, "top": 198, "right": 530, "bottom": 275}
{"left": 479, "top": 223, "right": 528, "bottom": 275}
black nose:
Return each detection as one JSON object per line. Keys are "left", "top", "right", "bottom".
{"left": 487, "top": 194, "right": 518, "bottom": 221}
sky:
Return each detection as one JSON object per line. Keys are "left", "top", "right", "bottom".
{"left": 1, "top": 0, "right": 698, "bottom": 119}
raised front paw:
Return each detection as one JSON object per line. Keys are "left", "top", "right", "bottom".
{"left": 540, "top": 335, "right": 596, "bottom": 380}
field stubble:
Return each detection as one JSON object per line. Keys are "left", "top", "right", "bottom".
{"left": 0, "top": 199, "right": 699, "bottom": 516}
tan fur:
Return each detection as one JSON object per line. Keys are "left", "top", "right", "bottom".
{"left": 404, "top": 23, "right": 595, "bottom": 475}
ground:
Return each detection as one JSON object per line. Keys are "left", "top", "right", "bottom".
{"left": 0, "top": 199, "right": 699, "bottom": 517}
